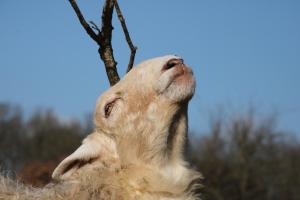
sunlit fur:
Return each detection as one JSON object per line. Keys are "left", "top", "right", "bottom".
{"left": 0, "top": 55, "right": 202, "bottom": 200}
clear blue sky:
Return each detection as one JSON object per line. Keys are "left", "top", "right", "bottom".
{"left": 0, "top": 0, "right": 299, "bottom": 134}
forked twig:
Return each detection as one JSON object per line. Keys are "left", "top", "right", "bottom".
{"left": 68, "top": 0, "right": 100, "bottom": 44}
{"left": 68, "top": 0, "right": 137, "bottom": 85}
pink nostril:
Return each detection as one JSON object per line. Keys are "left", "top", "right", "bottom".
{"left": 163, "top": 58, "right": 184, "bottom": 71}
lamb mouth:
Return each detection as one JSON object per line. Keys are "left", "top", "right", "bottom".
{"left": 161, "top": 67, "right": 193, "bottom": 93}
{"left": 156, "top": 57, "right": 195, "bottom": 97}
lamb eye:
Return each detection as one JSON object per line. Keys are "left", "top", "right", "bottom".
{"left": 104, "top": 102, "right": 114, "bottom": 118}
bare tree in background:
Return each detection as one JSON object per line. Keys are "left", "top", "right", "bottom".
{"left": 68, "top": 0, "right": 137, "bottom": 86}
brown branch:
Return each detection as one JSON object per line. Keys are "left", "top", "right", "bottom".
{"left": 68, "top": 0, "right": 136, "bottom": 86}
{"left": 98, "top": 0, "right": 120, "bottom": 86}
{"left": 68, "top": 0, "right": 100, "bottom": 44}
{"left": 114, "top": 0, "right": 137, "bottom": 73}
{"left": 68, "top": 0, "right": 120, "bottom": 86}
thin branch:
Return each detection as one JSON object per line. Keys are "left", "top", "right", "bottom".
{"left": 100, "top": 0, "right": 115, "bottom": 43}
{"left": 68, "top": 0, "right": 136, "bottom": 86}
{"left": 89, "top": 21, "right": 101, "bottom": 33}
{"left": 98, "top": 0, "right": 120, "bottom": 86}
{"left": 114, "top": 0, "right": 137, "bottom": 73}
{"left": 68, "top": 0, "right": 100, "bottom": 44}
{"left": 68, "top": 0, "right": 120, "bottom": 86}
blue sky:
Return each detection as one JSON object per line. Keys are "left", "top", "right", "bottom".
{"left": 0, "top": 0, "right": 299, "bottom": 134}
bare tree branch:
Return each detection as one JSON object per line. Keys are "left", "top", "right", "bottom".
{"left": 114, "top": 0, "right": 137, "bottom": 73}
{"left": 98, "top": 0, "right": 120, "bottom": 86}
{"left": 68, "top": 0, "right": 119, "bottom": 85}
{"left": 68, "top": 0, "right": 136, "bottom": 86}
{"left": 68, "top": 0, "right": 100, "bottom": 44}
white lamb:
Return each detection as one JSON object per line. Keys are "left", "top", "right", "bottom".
{"left": 0, "top": 55, "right": 202, "bottom": 200}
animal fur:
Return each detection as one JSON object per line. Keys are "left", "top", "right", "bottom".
{"left": 0, "top": 55, "right": 202, "bottom": 200}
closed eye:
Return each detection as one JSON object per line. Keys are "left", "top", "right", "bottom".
{"left": 104, "top": 102, "right": 114, "bottom": 118}
{"left": 104, "top": 98, "right": 121, "bottom": 118}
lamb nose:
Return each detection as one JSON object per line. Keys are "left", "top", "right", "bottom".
{"left": 164, "top": 58, "right": 184, "bottom": 70}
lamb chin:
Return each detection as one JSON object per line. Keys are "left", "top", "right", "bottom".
{"left": 163, "top": 74, "right": 196, "bottom": 103}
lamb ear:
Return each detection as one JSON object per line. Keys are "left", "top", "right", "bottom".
{"left": 52, "top": 132, "right": 119, "bottom": 180}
